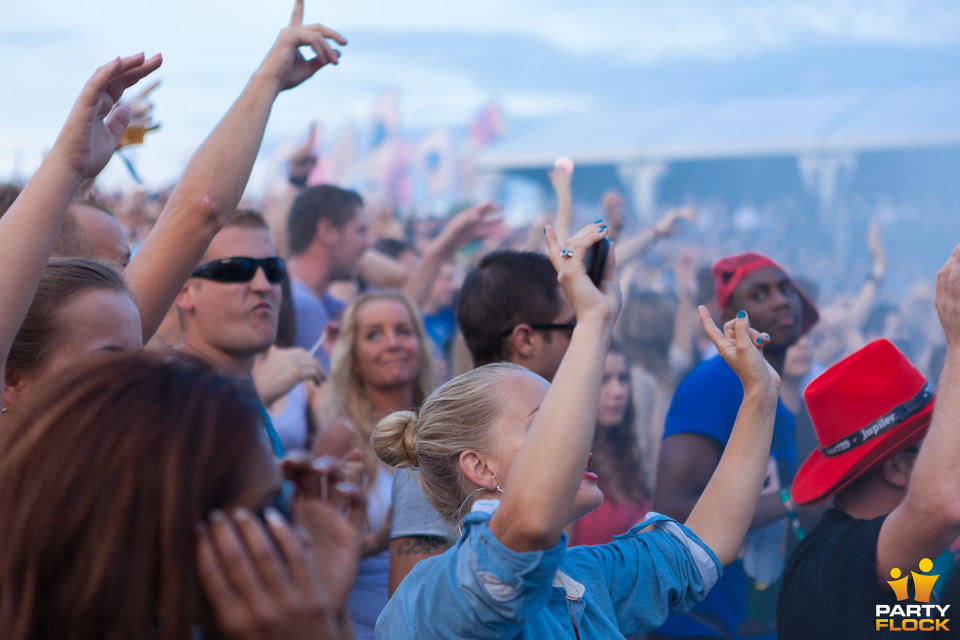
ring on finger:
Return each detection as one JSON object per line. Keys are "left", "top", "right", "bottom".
{"left": 560, "top": 248, "right": 574, "bottom": 259}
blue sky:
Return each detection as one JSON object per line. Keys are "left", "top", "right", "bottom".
{"left": 2, "top": 0, "right": 958, "bottom": 193}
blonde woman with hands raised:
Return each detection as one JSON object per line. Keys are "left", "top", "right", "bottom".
{"left": 372, "top": 221, "right": 781, "bottom": 639}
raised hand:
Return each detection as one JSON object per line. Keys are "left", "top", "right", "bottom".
{"left": 601, "top": 189, "right": 625, "bottom": 238}
{"left": 289, "top": 122, "right": 318, "bottom": 184}
{"left": 118, "top": 79, "right": 161, "bottom": 148}
{"left": 936, "top": 243, "right": 960, "bottom": 348}
{"left": 257, "top": 0, "right": 347, "bottom": 93}
{"left": 699, "top": 306, "right": 780, "bottom": 393}
{"left": 867, "top": 218, "right": 887, "bottom": 280}
{"left": 674, "top": 245, "right": 700, "bottom": 299}
{"left": 50, "top": 53, "right": 162, "bottom": 181}
{"left": 544, "top": 222, "right": 622, "bottom": 328}
{"left": 652, "top": 205, "right": 696, "bottom": 237}
{"left": 400, "top": 202, "right": 504, "bottom": 306}
{"left": 548, "top": 165, "right": 572, "bottom": 194}
{"left": 683, "top": 307, "right": 781, "bottom": 566}
{"left": 548, "top": 165, "right": 574, "bottom": 244}
{"left": 601, "top": 189, "right": 625, "bottom": 220}
{"left": 436, "top": 202, "right": 503, "bottom": 252}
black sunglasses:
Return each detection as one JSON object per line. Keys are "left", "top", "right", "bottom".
{"left": 499, "top": 322, "right": 576, "bottom": 338}
{"left": 191, "top": 257, "right": 286, "bottom": 284}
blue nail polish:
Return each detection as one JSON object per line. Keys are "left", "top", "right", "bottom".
{"left": 737, "top": 311, "right": 746, "bottom": 319}
{"left": 599, "top": 225, "right": 608, "bottom": 231}
{"left": 757, "top": 337, "right": 763, "bottom": 344}
{"left": 595, "top": 219, "right": 603, "bottom": 224}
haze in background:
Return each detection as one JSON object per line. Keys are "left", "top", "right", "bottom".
{"left": 3, "top": 0, "right": 958, "bottom": 197}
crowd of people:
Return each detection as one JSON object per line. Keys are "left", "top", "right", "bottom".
{"left": 1, "top": 2, "right": 958, "bottom": 638}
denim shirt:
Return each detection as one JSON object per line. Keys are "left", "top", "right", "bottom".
{"left": 376, "top": 507, "right": 721, "bottom": 639}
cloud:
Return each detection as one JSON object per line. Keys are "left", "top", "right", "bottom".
{"left": 3, "top": 0, "right": 957, "bottom": 190}
{"left": 500, "top": 92, "right": 599, "bottom": 118}
{"left": 326, "top": 0, "right": 960, "bottom": 65}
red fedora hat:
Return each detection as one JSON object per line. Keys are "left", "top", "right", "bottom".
{"left": 791, "top": 339, "right": 935, "bottom": 506}
{"left": 712, "top": 252, "right": 819, "bottom": 337}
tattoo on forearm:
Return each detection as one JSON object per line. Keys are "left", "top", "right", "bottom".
{"left": 395, "top": 535, "right": 450, "bottom": 556}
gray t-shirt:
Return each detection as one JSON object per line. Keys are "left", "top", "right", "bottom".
{"left": 389, "top": 468, "right": 454, "bottom": 541}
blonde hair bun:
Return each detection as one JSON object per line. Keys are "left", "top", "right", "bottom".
{"left": 372, "top": 410, "right": 420, "bottom": 469}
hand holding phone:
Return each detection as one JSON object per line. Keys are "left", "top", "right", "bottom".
{"left": 584, "top": 236, "right": 610, "bottom": 287}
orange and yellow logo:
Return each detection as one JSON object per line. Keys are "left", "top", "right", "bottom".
{"left": 876, "top": 558, "right": 950, "bottom": 632}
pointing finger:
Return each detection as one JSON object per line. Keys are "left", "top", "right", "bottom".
{"left": 289, "top": 0, "right": 304, "bottom": 27}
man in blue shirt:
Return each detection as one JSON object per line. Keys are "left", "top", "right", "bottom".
{"left": 286, "top": 185, "right": 371, "bottom": 372}
{"left": 652, "top": 252, "right": 819, "bottom": 640}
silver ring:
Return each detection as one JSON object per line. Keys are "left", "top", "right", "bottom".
{"left": 560, "top": 248, "right": 574, "bottom": 259}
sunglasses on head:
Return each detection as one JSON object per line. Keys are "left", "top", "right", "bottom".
{"left": 191, "top": 257, "right": 286, "bottom": 284}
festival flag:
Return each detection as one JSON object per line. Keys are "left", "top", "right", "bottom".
{"left": 415, "top": 127, "right": 455, "bottom": 199}
{"left": 468, "top": 102, "right": 506, "bottom": 147}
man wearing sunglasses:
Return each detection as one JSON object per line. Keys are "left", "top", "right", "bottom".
{"left": 175, "top": 210, "right": 289, "bottom": 453}
{"left": 458, "top": 250, "right": 576, "bottom": 382}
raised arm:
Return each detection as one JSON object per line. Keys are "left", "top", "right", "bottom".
{"left": 116, "top": 79, "right": 161, "bottom": 149}
{"left": 601, "top": 189, "right": 625, "bottom": 240}
{"left": 489, "top": 223, "right": 622, "bottom": 552}
{"left": 669, "top": 246, "right": 699, "bottom": 376}
{"left": 357, "top": 250, "right": 410, "bottom": 289}
{"left": 615, "top": 206, "right": 695, "bottom": 270}
{"left": 265, "top": 122, "right": 317, "bottom": 258}
{"left": 848, "top": 218, "right": 887, "bottom": 330}
{"left": 401, "top": 203, "right": 501, "bottom": 307}
{"left": 876, "top": 242, "right": 960, "bottom": 584}
{"left": 548, "top": 165, "right": 573, "bottom": 246}
{"left": 0, "top": 54, "right": 161, "bottom": 384}
{"left": 684, "top": 307, "right": 781, "bottom": 565}
{"left": 127, "top": 0, "right": 346, "bottom": 341}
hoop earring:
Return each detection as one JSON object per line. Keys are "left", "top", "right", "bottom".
{"left": 457, "top": 485, "right": 504, "bottom": 537}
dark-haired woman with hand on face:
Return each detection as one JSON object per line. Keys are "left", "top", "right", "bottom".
{"left": 0, "top": 353, "right": 363, "bottom": 639}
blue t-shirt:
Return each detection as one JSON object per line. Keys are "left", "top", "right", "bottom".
{"left": 422, "top": 305, "right": 457, "bottom": 355}
{"left": 657, "top": 355, "right": 797, "bottom": 639}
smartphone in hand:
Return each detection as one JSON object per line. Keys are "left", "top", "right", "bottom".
{"left": 585, "top": 237, "right": 609, "bottom": 287}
